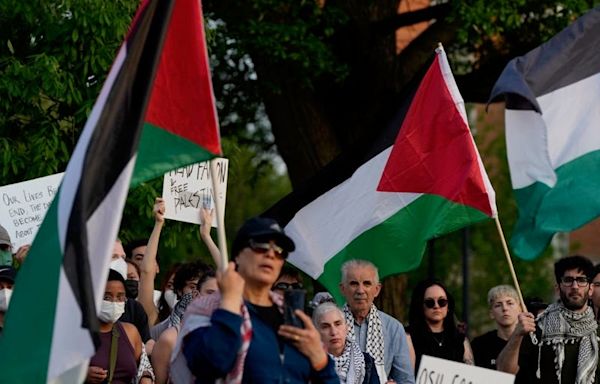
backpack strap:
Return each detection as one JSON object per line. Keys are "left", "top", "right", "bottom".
{"left": 108, "top": 323, "right": 121, "bottom": 384}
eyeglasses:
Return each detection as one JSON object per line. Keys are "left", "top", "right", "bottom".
{"left": 424, "top": 298, "right": 448, "bottom": 309}
{"left": 560, "top": 276, "right": 589, "bottom": 287}
{"left": 273, "top": 282, "right": 303, "bottom": 291}
{"left": 248, "top": 239, "right": 287, "bottom": 259}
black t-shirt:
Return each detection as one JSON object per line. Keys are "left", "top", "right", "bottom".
{"left": 247, "top": 303, "right": 284, "bottom": 352}
{"left": 471, "top": 330, "right": 507, "bottom": 370}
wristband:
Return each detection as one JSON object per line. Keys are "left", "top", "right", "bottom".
{"left": 312, "top": 352, "right": 329, "bottom": 371}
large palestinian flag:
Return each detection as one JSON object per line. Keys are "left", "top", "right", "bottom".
{"left": 489, "top": 6, "right": 600, "bottom": 260}
{"left": 266, "top": 46, "right": 496, "bottom": 296}
{"left": 0, "top": 0, "right": 220, "bottom": 382}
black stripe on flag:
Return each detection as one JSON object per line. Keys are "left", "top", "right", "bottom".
{"left": 62, "top": 0, "right": 174, "bottom": 336}
{"left": 489, "top": 6, "right": 600, "bottom": 112}
{"left": 264, "top": 56, "right": 433, "bottom": 226}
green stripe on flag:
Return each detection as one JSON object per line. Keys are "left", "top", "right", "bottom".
{"left": 131, "top": 122, "right": 216, "bottom": 187}
{"left": 512, "top": 149, "right": 600, "bottom": 260}
{"left": 1, "top": 198, "right": 62, "bottom": 382}
{"left": 317, "top": 194, "right": 489, "bottom": 302}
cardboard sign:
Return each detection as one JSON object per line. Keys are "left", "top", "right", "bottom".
{"left": 416, "top": 355, "right": 515, "bottom": 384}
{"left": 0, "top": 173, "right": 64, "bottom": 248}
{"left": 162, "top": 158, "right": 228, "bottom": 226}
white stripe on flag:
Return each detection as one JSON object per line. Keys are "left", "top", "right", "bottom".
{"left": 437, "top": 47, "right": 497, "bottom": 217}
{"left": 48, "top": 155, "right": 136, "bottom": 381}
{"left": 507, "top": 71, "right": 600, "bottom": 189}
{"left": 285, "top": 147, "right": 421, "bottom": 278}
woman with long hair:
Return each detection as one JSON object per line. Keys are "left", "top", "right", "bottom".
{"left": 406, "top": 279, "right": 473, "bottom": 371}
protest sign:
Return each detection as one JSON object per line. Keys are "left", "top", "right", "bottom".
{"left": 416, "top": 355, "right": 514, "bottom": 384}
{"left": 0, "top": 173, "right": 64, "bottom": 249}
{"left": 162, "top": 158, "right": 228, "bottom": 226}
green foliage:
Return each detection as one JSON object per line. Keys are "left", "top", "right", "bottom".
{"left": 0, "top": 0, "right": 138, "bottom": 183}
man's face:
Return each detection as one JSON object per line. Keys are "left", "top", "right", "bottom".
{"left": 112, "top": 241, "right": 126, "bottom": 260}
{"left": 131, "top": 245, "right": 146, "bottom": 266}
{"left": 557, "top": 268, "right": 592, "bottom": 311}
{"left": 591, "top": 273, "right": 600, "bottom": 310}
{"left": 489, "top": 294, "right": 520, "bottom": 328}
{"left": 339, "top": 265, "right": 381, "bottom": 315}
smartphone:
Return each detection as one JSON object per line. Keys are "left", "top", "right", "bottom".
{"left": 283, "top": 289, "right": 306, "bottom": 328}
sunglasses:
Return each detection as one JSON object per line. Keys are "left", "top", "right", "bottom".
{"left": 273, "top": 282, "right": 303, "bottom": 291}
{"left": 248, "top": 239, "right": 287, "bottom": 259}
{"left": 424, "top": 298, "right": 448, "bottom": 309}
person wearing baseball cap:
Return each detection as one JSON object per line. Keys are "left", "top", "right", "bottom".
{"left": 0, "top": 225, "right": 12, "bottom": 266}
{"left": 180, "top": 216, "right": 338, "bottom": 384}
{"left": 0, "top": 265, "right": 16, "bottom": 335}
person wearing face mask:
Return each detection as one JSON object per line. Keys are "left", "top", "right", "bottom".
{"left": 0, "top": 266, "right": 16, "bottom": 335}
{"left": 86, "top": 269, "right": 155, "bottom": 384}
{"left": 111, "top": 241, "right": 152, "bottom": 350}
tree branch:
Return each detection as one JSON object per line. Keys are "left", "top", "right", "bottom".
{"left": 371, "top": 3, "right": 452, "bottom": 35}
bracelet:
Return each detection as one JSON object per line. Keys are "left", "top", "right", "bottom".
{"left": 312, "top": 353, "right": 329, "bottom": 371}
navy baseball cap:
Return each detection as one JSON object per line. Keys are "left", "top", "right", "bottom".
{"left": 0, "top": 266, "right": 16, "bottom": 284}
{"left": 232, "top": 217, "right": 295, "bottom": 257}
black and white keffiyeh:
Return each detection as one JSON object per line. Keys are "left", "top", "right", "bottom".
{"left": 334, "top": 339, "right": 366, "bottom": 384}
{"left": 343, "top": 303, "right": 385, "bottom": 371}
{"left": 535, "top": 302, "right": 598, "bottom": 384}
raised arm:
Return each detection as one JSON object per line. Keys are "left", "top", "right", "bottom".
{"left": 199, "top": 208, "right": 222, "bottom": 269}
{"left": 139, "top": 197, "right": 165, "bottom": 326}
{"left": 496, "top": 312, "right": 535, "bottom": 373}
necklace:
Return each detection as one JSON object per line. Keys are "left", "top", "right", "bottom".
{"left": 430, "top": 331, "right": 444, "bottom": 347}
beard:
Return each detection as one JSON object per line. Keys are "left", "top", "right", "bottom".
{"left": 560, "top": 288, "right": 589, "bottom": 311}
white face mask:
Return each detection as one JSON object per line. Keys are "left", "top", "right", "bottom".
{"left": 0, "top": 288, "right": 12, "bottom": 312}
{"left": 110, "top": 257, "right": 127, "bottom": 280}
{"left": 98, "top": 300, "right": 125, "bottom": 323}
{"left": 164, "top": 289, "right": 178, "bottom": 309}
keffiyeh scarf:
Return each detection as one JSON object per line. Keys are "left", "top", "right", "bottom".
{"left": 334, "top": 339, "right": 366, "bottom": 384}
{"left": 343, "top": 303, "right": 385, "bottom": 377}
{"left": 535, "top": 302, "right": 598, "bottom": 384}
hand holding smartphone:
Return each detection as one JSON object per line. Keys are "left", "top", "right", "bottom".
{"left": 283, "top": 289, "right": 306, "bottom": 328}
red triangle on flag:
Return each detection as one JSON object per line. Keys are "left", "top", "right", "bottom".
{"left": 146, "top": 0, "right": 221, "bottom": 155}
{"left": 376, "top": 54, "right": 494, "bottom": 217}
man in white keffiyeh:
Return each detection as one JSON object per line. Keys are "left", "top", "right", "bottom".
{"left": 497, "top": 255, "right": 600, "bottom": 384}
{"left": 338, "top": 260, "right": 415, "bottom": 384}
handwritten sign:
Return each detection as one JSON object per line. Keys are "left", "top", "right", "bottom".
{"left": 0, "top": 173, "right": 64, "bottom": 248}
{"left": 162, "top": 158, "right": 228, "bottom": 226}
{"left": 416, "top": 355, "right": 514, "bottom": 384}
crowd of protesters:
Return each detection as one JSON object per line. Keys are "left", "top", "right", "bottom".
{"left": 2, "top": 198, "right": 600, "bottom": 384}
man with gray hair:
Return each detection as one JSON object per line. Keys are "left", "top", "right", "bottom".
{"left": 471, "top": 285, "right": 520, "bottom": 370}
{"left": 339, "top": 259, "right": 414, "bottom": 384}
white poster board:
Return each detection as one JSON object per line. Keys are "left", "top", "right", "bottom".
{"left": 416, "top": 355, "right": 514, "bottom": 384}
{"left": 161, "top": 158, "right": 228, "bottom": 226}
{"left": 0, "top": 173, "right": 64, "bottom": 248}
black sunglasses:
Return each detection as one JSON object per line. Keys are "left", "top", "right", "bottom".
{"left": 424, "top": 298, "right": 448, "bottom": 309}
{"left": 248, "top": 239, "right": 287, "bottom": 259}
{"left": 273, "top": 282, "right": 303, "bottom": 291}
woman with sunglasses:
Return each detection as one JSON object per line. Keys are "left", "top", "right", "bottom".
{"left": 179, "top": 217, "right": 339, "bottom": 384}
{"left": 406, "top": 279, "right": 473, "bottom": 372}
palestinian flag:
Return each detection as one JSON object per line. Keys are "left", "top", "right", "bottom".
{"left": 0, "top": 0, "right": 220, "bottom": 382}
{"left": 489, "top": 6, "right": 600, "bottom": 260}
{"left": 266, "top": 46, "right": 496, "bottom": 297}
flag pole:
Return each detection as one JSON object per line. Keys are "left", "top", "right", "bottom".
{"left": 210, "top": 158, "right": 228, "bottom": 272}
{"left": 494, "top": 216, "right": 528, "bottom": 312}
